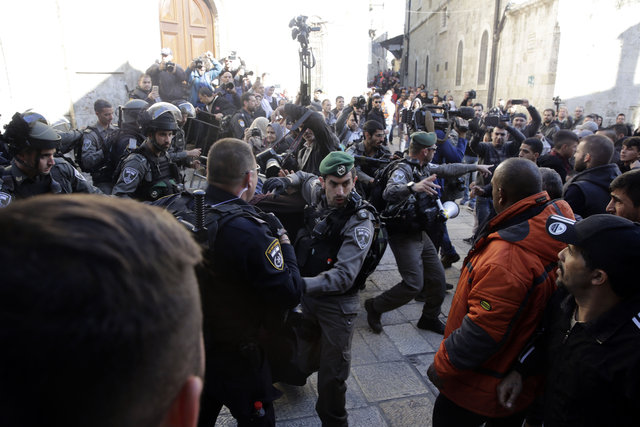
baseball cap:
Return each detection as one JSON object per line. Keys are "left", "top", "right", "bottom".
{"left": 546, "top": 214, "right": 640, "bottom": 296}
{"left": 160, "top": 47, "right": 172, "bottom": 57}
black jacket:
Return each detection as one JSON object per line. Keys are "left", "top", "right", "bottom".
{"left": 563, "top": 163, "right": 620, "bottom": 218}
{"left": 516, "top": 289, "right": 640, "bottom": 427}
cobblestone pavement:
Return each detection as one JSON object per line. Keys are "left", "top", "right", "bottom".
{"left": 215, "top": 200, "right": 477, "bottom": 427}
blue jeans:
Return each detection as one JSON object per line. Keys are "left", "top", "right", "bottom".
{"left": 462, "top": 155, "right": 478, "bottom": 202}
{"left": 474, "top": 196, "right": 494, "bottom": 235}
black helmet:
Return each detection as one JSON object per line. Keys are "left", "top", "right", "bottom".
{"left": 139, "top": 102, "right": 180, "bottom": 135}
{"left": 121, "top": 99, "right": 149, "bottom": 125}
{"left": 174, "top": 101, "right": 196, "bottom": 119}
{"left": 21, "top": 109, "right": 49, "bottom": 126}
{"left": 3, "top": 112, "right": 60, "bottom": 156}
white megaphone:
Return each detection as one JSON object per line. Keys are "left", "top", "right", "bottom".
{"left": 436, "top": 200, "right": 460, "bottom": 220}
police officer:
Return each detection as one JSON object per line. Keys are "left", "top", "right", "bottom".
{"left": 170, "top": 100, "right": 201, "bottom": 168}
{"left": 80, "top": 99, "right": 118, "bottom": 193}
{"left": 230, "top": 92, "right": 257, "bottom": 139}
{"left": 190, "top": 138, "right": 303, "bottom": 427}
{"left": 266, "top": 152, "right": 375, "bottom": 426}
{"left": 107, "top": 99, "right": 148, "bottom": 178}
{"left": 0, "top": 113, "right": 100, "bottom": 207}
{"left": 111, "top": 102, "right": 182, "bottom": 201}
{"left": 345, "top": 120, "right": 392, "bottom": 197}
{"left": 364, "top": 132, "right": 492, "bottom": 334}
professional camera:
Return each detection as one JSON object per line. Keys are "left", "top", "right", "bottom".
{"left": 354, "top": 96, "right": 367, "bottom": 110}
{"left": 251, "top": 128, "right": 262, "bottom": 137}
{"left": 256, "top": 148, "right": 287, "bottom": 178}
{"left": 166, "top": 62, "right": 175, "bottom": 72}
{"left": 467, "top": 89, "right": 477, "bottom": 99}
{"left": 195, "top": 59, "right": 203, "bottom": 69}
{"left": 224, "top": 82, "right": 235, "bottom": 91}
{"left": 413, "top": 103, "right": 475, "bottom": 132}
{"left": 482, "top": 107, "right": 510, "bottom": 128}
{"left": 289, "top": 15, "right": 320, "bottom": 48}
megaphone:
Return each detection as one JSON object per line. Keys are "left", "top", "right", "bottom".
{"left": 436, "top": 200, "right": 460, "bottom": 220}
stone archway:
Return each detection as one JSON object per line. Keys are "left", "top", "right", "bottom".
{"left": 159, "top": 0, "right": 217, "bottom": 67}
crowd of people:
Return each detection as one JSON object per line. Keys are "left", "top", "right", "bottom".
{"left": 1, "top": 52, "right": 639, "bottom": 427}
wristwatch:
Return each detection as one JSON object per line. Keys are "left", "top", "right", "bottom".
{"left": 407, "top": 181, "right": 415, "bottom": 193}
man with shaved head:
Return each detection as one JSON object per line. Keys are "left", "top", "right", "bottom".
{"left": 428, "top": 158, "right": 574, "bottom": 426}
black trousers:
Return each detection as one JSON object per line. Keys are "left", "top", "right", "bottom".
{"left": 432, "top": 394, "right": 525, "bottom": 427}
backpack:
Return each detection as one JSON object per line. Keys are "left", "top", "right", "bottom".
{"left": 75, "top": 126, "right": 120, "bottom": 172}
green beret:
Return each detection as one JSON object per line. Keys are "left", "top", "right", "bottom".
{"left": 319, "top": 151, "right": 354, "bottom": 177}
{"left": 410, "top": 131, "right": 436, "bottom": 147}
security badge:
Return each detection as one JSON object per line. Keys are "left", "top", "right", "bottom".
{"left": 354, "top": 227, "right": 372, "bottom": 250}
{"left": 122, "top": 167, "right": 139, "bottom": 185}
{"left": 82, "top": 139, "right": 92, "bottom": 151}
{"left": 0, "top": 192, "right": 12, "bottom": 208}
{"left": 265, "top": 239, "right": 284, "bottom": 270}
{"left": 392, "top": 170, "right": 406, "bottom": 183}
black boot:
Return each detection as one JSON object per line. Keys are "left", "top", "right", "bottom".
{"left": 417, "top": 316, "right": 445, "bottom": 334}
{"left": 365, "top": 298, "right": 383, "bottom": 334}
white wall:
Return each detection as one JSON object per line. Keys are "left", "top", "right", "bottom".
{"left": 555, "top": 0, "right": 640, "bottom": 127}
{"left": 0, "top": 0, "right": 160, "bottom": 128}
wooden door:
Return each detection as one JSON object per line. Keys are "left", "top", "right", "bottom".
{"left": 159, "top": 0, "right": 216, "bottom": 68}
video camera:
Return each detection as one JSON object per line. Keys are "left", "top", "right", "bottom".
{"left": 414, "top": 103, "right": 475, "bottom": 132}
{"left": 289, "top": 15, "right": 321, "bottom": 48}
{"left": 255, "top": 146, "right": 297, "bottom": 178}
{"left": 166, "top": 62, "right": 175, "bottom": 72}
{"left": 482, "top": 107, "right": 510, "bottom": 128}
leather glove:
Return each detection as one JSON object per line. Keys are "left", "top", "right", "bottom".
{"left": 263, "top": 177, "right": 290, "bottom": 196}
{"left": 261, "top": 212, "right": 287, "bottom": 237}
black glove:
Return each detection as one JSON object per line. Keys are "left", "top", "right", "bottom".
{"left": 263, "top": 177, "right": 290, "bottom": 196}
{"left": 261, "top": 212, "right": 286, "bottom": 237}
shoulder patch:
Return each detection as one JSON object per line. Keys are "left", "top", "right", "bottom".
{"left": 265, "top": 239, "right": 284, "bottom": 270}
{"left": 122, "top": 167, "right": 139, "bottom": 185}
{"left": 128, "top": 137, "right": 137, "bottom": 149}
{"left": 354, "top": 226, "right": 372, "bottom": 250}
{"left": 73, "top": 168, "right": 86, "bottom": 181}
{"left": 391, "top": 170, "right": 406, "bottom": 183}
{"left": 480, "top": 300, "right": 492, "bottom": 311}
{"left": 82, "top": 139, "right": 92, "bottom": 151}
{"left": 0, "top": 191, "right": 12, "bottom": 208}
{"left": 238, "top": 119, "right": 245, "bottom": 128}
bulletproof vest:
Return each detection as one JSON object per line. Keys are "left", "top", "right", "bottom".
{"left": 382, "top": 162, "right": 440, "bottom": 232}
{"left": 132, "top": 146, "right": 181, "bottom": 201}
{"left": 0, "top": 163, "right": 68, "bottom": 204}
{"left": 295, "top": 197, "right": 361, "bottom": 293}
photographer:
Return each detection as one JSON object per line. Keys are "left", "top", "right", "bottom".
{"left": 243, "top": 117, "right": 269, "bottom": 156}
{"left": 186, "top": 55, "right": 223, "bottom": 106}
{"left": 345, "top": 120, "right": 391, "bottom": 198}
{"left": 469, "top": 118, "right": 525, "bottom": 231}
{"left": 145, "top": 48, "right": 187, "bottom": 102}
{"left": 507, "top": 99, "right": 541, "bottom": 138}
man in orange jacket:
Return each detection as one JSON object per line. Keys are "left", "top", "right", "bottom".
{"left": 427, "top": 158, "right": 575, "bottom": 426}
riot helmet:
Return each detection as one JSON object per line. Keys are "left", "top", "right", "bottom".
{"left": 174, "top": 101, "right": 196, "bottom": 119}
{"left": 138, "top": 102, "right": 180, "bottom": 136}
{"left": 3, "top": 112, "right": 60, "bottom": 172}
{"left": 120, "top": 99, "right": 149, "bottom": 126}
{"left": 21, "top": 109, "right": 49, "bottom": 126}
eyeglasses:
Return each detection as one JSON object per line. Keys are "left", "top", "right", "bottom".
{"left": 246, "top": 165, "right": 260, "bottom": 175}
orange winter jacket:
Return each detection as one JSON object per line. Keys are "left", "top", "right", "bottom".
{"left": 433, "top": 192, "right": 574, "bottom": 418}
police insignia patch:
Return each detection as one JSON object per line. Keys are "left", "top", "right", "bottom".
{"left": 82, "top": 139, "right": 92, "bottom": 151}
{"left": 0, "top": 191, "right": 12, "bottom": 208}
{"left": 238, "top": 119, "right": 245, "bottom": 127}
{"left": 265, "top": 239, "right": 284, "bottom": 270}
{"left": 354, "top": 227, "right": 372, "bottom": 250}
{"left": 392, "top": 171, "right": 405, "bottom": 183}
{"left": 122, "top": 167, "right": 139, "bottom": 185}
{"left": 73, "top": 168, "right": 86, "bottom": 181}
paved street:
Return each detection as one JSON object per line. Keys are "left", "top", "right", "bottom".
{"left": 215, "top": 201, "right": 477, "bottom": 426}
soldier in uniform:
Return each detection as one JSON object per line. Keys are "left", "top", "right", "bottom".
{"left": 230, "top": 92, "right": 257, "bottom": 139}
{"left": 80, "top": 99, "right": 118, "bottom": 193}
{"left": 111, "top": 102, "right": 182, "bottom": 201}
{"left": 0, "top": 113, "right": 100, "bottom": 207}
{"left": 188, "top": 138, "right": 304, "bottom": 427}
{"left": 265, "top": 152, "right": 375, "bottom": 426}
{"left": 364, "top": 132, "right": 492, "bottom": 334}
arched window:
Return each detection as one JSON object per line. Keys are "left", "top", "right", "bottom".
{"left": 455, "top": 40, "right": 463, "bottom": 86}
{"left": 424, "top": 56, "right": 429, "bottom": 87}
{"left": 478, "top": 31, "right": 489, "bottom": 85}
